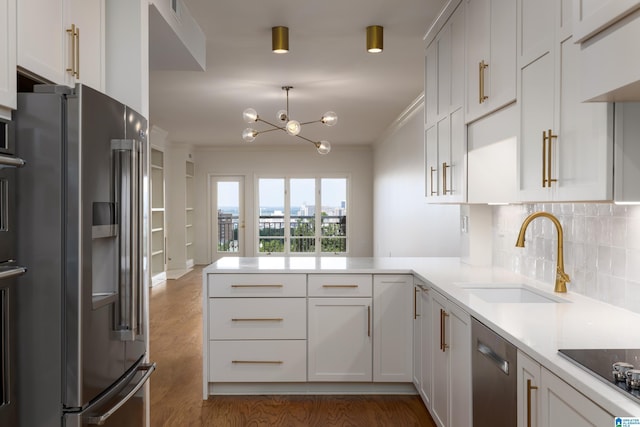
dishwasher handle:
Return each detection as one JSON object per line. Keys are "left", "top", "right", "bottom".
{"left": 477, "top": 341, "right": 510, "bottom": 375}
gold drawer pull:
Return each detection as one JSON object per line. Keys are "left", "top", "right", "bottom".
{"left": 231, "top": 318, "right": 284, "bottom": 322}
{"left": 322, "top": 285, "right": 358, "bottom": 288}
{"left": 527, "top": 379, "right": 538, "bottom": 427}
{"left": 232, "top": 360, "right": 283, "bottom": 364}
{"left": 231, "top": 284, "right": 284, "bottom": 288}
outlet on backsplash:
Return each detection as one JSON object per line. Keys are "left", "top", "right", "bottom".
{"left": 492, "top": 203, "right": 640, "bottom": 313}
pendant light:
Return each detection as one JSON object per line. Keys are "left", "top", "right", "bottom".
{"left": 242, "top": 86, "right": 337, "bottom": 155}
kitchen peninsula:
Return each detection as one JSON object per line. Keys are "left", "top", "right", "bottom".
{"left": 203, "top": 257, "right": 640, "bottom": 423}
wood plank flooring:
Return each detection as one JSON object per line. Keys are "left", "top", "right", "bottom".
{"left": 149, "top": 266, "right": 436, "bottom": 427}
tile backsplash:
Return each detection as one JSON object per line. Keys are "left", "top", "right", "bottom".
{"left": 493, "top": 203, "right": 640, "bottom": 314}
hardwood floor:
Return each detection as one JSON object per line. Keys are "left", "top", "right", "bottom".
{"left": 149, "top": 266, "right": 436, "bottom": 427}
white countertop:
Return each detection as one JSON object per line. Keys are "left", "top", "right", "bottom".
{"left": 204, "top": 256, "right": 640, "bottom": 416}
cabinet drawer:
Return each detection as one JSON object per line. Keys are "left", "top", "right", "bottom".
{"left": 209, "top": 340, "right": 307, "bottom": 382}
{"left": 208, "top": 274, "right": 306, "bottom": 297}
{"left": 308, "top": 274, "right": 372, "bottom": 297}
{"left": 209, "top": 298, "right": 306, "bottom": 340}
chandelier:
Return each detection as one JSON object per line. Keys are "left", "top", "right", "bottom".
{"left": 242, "top": 86, "right": 338, "bottom": 155}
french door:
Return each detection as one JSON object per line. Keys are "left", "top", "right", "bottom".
{"left": 210, "top": 176, "right": 245, "bottom": 262}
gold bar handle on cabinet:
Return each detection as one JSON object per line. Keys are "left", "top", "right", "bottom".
{"left": 231, "top": 284, "right": 283, "bottom": 288}
{"left": 232, "top": 360, "right": 283, "bottom": 364}
{"left": 542, "top": 130, "right": 547, "bottom": 187}
{"left": 430, "top": 167, "right": 437, "bottom": 196}
{"left": 527, "top": 379, "right": 538, "bottom": 427}
{"left": 442, "top": 162, "right": 451, "bottom": 194}
{"left": 367, "top": 305, "right": 371, "bottom": 337}
{"left": 322, "top": 285, "right": 358, "bottom": 288}
{"left": 66, "top": 24, "right": 77, "bottom": 76}
{"left": 440, "top": 309, "right": 449, "bottom": 352}
{"left": 414, "top": 288, "right": 420, "bottom": 319}
{"left": 75, "top": 26, "right": 80, "bottom": 78}
{"left": 479, "top": 60, "right": 489, "bottom": 104}
{"left": 231, "top": 318, "right": 284, "bottom": 322}
{"left": 547, "top": 129, "right": 557, "bottom": 187}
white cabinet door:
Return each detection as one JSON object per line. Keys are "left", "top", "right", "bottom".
{"left": 518, "top": 0, "right": 613, "bottom": 202}
{"left": 540, "top": 368, "right": 614, "bottom": 426}
{"left": 419, "top": 286, "right": 433, "bottom": 408}
{"left": 430, "top": 292, "right": 449, "bottom": 427}
{"left": 448, "top": 302, "right": 471, "bottom": 427}
{"left": 425, "top": 3, "right": 466, "bottom": 203}
{"left": 69, "top": 0, "right": 104, "bottom": 91}
{"left": 17, "top": 0, "right": 67, "bottom": 84}
{"left": 465, "top": 0, "right": 516, "bottom": 123}
{"left": 373, "top": 275, "right": 413, "bottom": 382}
{"left": 17, "top": 0, "right": 104, "bottom": 89}
{"left": 517, "top": 350, "right": 614, "bottom": 427}
{"left": 308, "top": 297, "right": 372, "bottom": 382}
{"left": 412, "top": 284, "right": 422, "bottom": 388}
{"left": 572, "top": 0, "right": 640, "bottom": 43}
{"left": 430, "top": 291, "right": 471, "bottom": 427}
{"left": 0, "top": 0, "right": 16, "bottom": 116}
{"left": 517, "top": 350, "right": 541, "bottom": 427}
{"left": 425, "top": 42, "right": 438, "bottom": 128}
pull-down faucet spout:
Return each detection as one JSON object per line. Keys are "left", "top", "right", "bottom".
{"left": 515, "top": 211, "right": 570, "bottom": 293}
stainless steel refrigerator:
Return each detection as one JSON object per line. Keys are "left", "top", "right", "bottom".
{"left": 14, "top": 84, "right": 155, "bottom": 427}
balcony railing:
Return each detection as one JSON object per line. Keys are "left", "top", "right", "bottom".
{"left": 218, "top": 215, "right": 347, "bottom": 253}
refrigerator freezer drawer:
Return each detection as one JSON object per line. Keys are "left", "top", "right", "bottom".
{"left": 209, "top": 340, "right": 307, "bottom": 382}
{"left": 63, "top": 360, "right": 155, "bottom": 427}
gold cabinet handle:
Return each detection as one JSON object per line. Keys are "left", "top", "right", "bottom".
{"left": 429, "top": 166, "right": 437, "bottom": 196}
{"left": 66, "top": 24, "right": 77, "bottom": 76}
{"left": 232, "top": 360, "right": 283, "bottom": 364}
{"left": 414, "top": 288, "right": 420, "bottom": 320}
{"left": 75, "top": 26, "right": 80, "bottom": 78}
{"left": 479, "top": 60, "right": 489, "bottom": 104}
{"left": 367, "top": 305, "right": 371, "bottom": 337}
{"left": 322, "top": 285, "right": 358, "bottom": 288}
{"left": 442, "top": 162, "right": 451, "bottom": 194}
{"left": 542, "top": 129, "right": 558, "bottom": 188}
{"left": 440, "top": 309, "right": 449, "bottom": 352}
{"left": 231, "top": 318, "right": 283, "bottom": 322}
{"left": 230, "top": 284, "right": 283, "bottom": 288}
{"left": 527, "top": 379, "right": 538, "bottom": 427}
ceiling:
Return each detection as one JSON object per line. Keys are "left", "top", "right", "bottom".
{"left": 149, "top": 0, "right": 447, "bottom": 150}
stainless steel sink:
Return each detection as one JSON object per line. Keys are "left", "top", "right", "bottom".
{"left": 459, "top": 283, "right": 569, "bottom": 303}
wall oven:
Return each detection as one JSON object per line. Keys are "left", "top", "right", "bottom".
{"left": 0, "top": 117, "right": 27, "bottom": 427}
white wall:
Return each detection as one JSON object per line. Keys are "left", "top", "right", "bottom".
{"left": 372, "top": 98, "right": 461, "bottom": 257}
{"left": 193, "top": 145, "right": 374, "bottom": 264}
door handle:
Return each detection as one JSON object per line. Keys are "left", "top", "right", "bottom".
{"left": 527, "top": 378, "right": 538, "bottom": 427}
{"left": 84, "top": 362, "right": 156, "bottom": 425}
{"left": 477, "top": 341, "right": 509, "bottom": 375}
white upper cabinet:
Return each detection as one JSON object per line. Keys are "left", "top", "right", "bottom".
{"left": 425, "top": 1, "right": 466, "bottom": 203}
{"left": 0, "top": 0, "right": 16, "bottom": 118}
{"left": 464, "top": 0, "right": 516, "bottom": 124}
{"left": 517, "top": 0, "right": 613, "bottom": 202}
{"left": 17, "top": 0, "right": 104, "bottom": 90}
{"left": 573, "top": 0, "right": 640, "bottom": 43}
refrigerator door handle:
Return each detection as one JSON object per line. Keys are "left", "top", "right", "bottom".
{"left": 0, "top": 154, "right": 26, "bottom": 169}
{"left": 0, "top": 266, "right": 27, "bottom": 282}
{"left": 84, "top": 362, "right": 156, "bottom": 425}
{"left": 111, "top": 139, "right": 143, "bottom": 341}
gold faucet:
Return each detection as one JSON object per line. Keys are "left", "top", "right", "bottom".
{"left": 515, "top": 211, "right": 570, "bottom": 293}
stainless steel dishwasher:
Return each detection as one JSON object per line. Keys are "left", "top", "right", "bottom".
{"left": 471, "top": 317, "right": 517, "bottom": 426}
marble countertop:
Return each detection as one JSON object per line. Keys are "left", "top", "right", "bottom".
{"left": 204, "top": 256, "right": 640, "bottom": 416}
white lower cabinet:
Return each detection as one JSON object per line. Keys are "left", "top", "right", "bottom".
{"left": 373, "top": 275, "right": 413, "bottom": 382}
{"left": 308, "top": 297, "right": 373, "bottom": 381}
{"left": 430, "top": 290, "right": 472, "bottom": 427}
{"left": 419, "top": 282, "right": 433, "bottom": 408}
{"left": 517, "top": 350, "right": 614, "bottom": 427}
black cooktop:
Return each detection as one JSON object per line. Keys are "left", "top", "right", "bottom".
{"left": 558, "top": 349, "right": 640, "bottom": 402}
